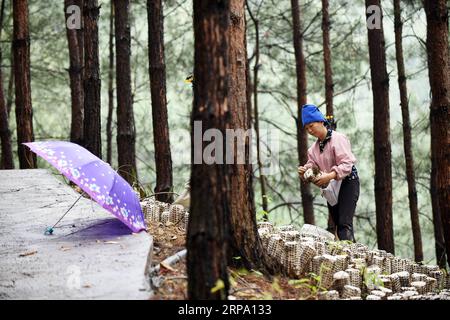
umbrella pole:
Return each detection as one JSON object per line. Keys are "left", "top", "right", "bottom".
{"left": 45, "top": 193, "right": 84, "bottom": 235}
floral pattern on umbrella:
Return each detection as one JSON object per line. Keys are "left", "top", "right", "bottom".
{"left": 24, "top": 141, "right": 146, "bottom": 233}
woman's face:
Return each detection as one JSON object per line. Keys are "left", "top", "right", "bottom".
{"left": 305, "top": 122, "right": 325, "bottom": 138}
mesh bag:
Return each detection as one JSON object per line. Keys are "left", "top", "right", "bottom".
{"left": 284, "top": 241, "right": 297, "bottom": 276}
{"left": 342, "top": 285, "right": 361, "bottom": 299}
{"left": 314, "top": 241, "right": 328, "bottom": 256}
{"left": 332, "top": 271, "right": 350, "bottom": 293}
{"left": 379, "top": 287, "right": 393, "bottom": 297}
{"left": 394, "top": 271, "right": 411, "bottom": 287}
{"left": 403, "top": 259, "right": 413, "bottom": 273}
{"left": 350, "top": 258, "right": 366, "bottom": 270}
{"left": 257, "top": 221, "right": 274, "bottom": 232}
{"left": 379, "top": 275, "right": 392, "bottom": 291}
{"left": 365, "top": 295, "right": 381, "bottom": 300}
{"left": 280, "top": 230, "right": 301, "bottom": 242}
{"left": 372, "top": 256, "right": 384, "bottom": 270}
{"left": 425, "top": 276, "right": 437, "bottom": 293}
{"left": 184, "top": 212, "right": 189, "bottom": 230}
{"left": 370, "top": 290, "right": 386, "bottom": 300}
{"left": 299, "top": 224, "right": 335, "bottom": 241}
{"left": 345, "top": 268, "right": 362, "bottom": 288}
{"left": 168, "top": 204, "right": 185, "bottom": 225}
{"left": 150, "top": 203, "right": 162, "bottom": 222}
{"left": 269, "top": 235, "right": 284, "bottom": 263}
{"left": 319, "top": 255, "right": 337, "bottom": 288}
{"left": 391, "top": 257, "right": 402, "bottom": 274}
{"left": 425, "top": 265, "right": 440, "bottom": 276}
{"left": 411, "top": 281, "right": 426, "bottom": 295}
{"left": 296, "top": 243, "right": 316, "bottom": 275}
{"left": 258, "top": 228, "right": 272, "bottom": 248}
{"left": 412, "top": 273, "right": 427, "bottom": 282}
{"left": 429, "top": 270, "right": 445, "bottom": 290}
{"left": 335, "top": 255, "right": 349, "bottom": 272}
{"left": 318, "top": 290, "right": 339, "bottom": 300}
{"left": 312, "top": 256, "right": 324, "bottom": 276}
{"left": 277, "top": 225, "right": 296, "bottom": 232}
{"left": 160, "top": 210, "right": 170, "bottom": 225}
{"left": 383, "top": 257, "right": 392, "bottom": 275}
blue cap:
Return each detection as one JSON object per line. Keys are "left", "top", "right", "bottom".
{"left": 301, "top": 104, "right": 326, "bottom": 126}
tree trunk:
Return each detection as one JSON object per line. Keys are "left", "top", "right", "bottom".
{"left": 13, "top": 0, "right": 35, "bottom": 169}
{"left": 321, "top": 0, "right": 335, "bottom": 233}
{"left": 291, "top": 0, "right": 315, "bottom": 225}
{"left": 322, "top": 0, "right": 334, "bottom": 121}
{"left": 424, "top": 0, "right": 450, "bottom": 268}
{"left": 188, "top": 0, "right": 230, "bottom": 300}
{"left": 65, "top": 0, "right": 84, "bottom": 146}
{"left": 83, "top": 0, "right": 101, "bottom": 158}
{"left": 147, "top": 0, "right": 173, "bottom": 203}
{"left": 106, "top": 0, "right": 114, "bottom": 165}
{"left": 6, "top": 43, "right": 14, "bottom": 118}
{"left": 0, "top": 0, "right": 13, "bottom": 169}
{"left": 227, "top": 0, "right": 269, "bottom": 271}
{"left": 393, "top": 0, "right": 423, "bottom": 262}
{"left": 431, "top": 172, "right": 447, "bottom": 267}
{"left": 114, "top": 0, "right": 137, "bottom": 185}
{"left": 366, "top": 0, "right": 394, "bottom": 254}
{"left": 246, "top": 3, "right": 268, "bottom": 217}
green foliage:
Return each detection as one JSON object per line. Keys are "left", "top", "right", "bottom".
{"left": 362, "top": 267, "right": 385, "bottom": 289}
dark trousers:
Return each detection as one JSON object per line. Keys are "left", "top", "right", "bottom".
{"left": 327, "top": 177, "right": 360, "bottom": 242}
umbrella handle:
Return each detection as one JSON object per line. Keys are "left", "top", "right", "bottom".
{"left": 44, "top": 193, "right": 84, "bottom": 235}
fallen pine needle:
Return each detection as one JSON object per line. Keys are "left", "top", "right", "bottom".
{"left": 160, "top": 261, "right": 176, "bottom": 272}
{"left": 19, "top": 250, "right": 37, "bottom": 257}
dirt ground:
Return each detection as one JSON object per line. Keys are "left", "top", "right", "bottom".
{"left": 146, "top": 221, "right": 313, "bottom": 300}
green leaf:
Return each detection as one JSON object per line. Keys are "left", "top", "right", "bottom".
{"left": 211, "top": 279, "right": 225, "bottom": 294}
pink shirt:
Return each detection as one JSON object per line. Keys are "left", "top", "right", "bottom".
{"left": 304, "top": 131, "right": 356, "bottom": 180}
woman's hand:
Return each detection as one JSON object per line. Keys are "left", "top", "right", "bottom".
{"left": 298, "top": 166, "right": 306, "bottom": 180}
{"left": 314, "top": 172, "right": 336, "bottom": 187}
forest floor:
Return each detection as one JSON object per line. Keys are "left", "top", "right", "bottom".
{"left": 146, "top": 222, "right": 313, "bottom": 300}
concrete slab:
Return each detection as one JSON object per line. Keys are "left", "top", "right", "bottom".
{"left": 0, "top": 169, "right": 152, "bottom": 300}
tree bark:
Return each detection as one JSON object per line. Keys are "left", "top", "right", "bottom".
{"left": 83, "top": 0, "right": 101, "bottom": 158}
{"left": 321, "top": 0, "right": 335, "bottom": 233}
{"left": 0, "top": 0, "right": 13, "bottom": 169}
{"left": 246, "top": 2, "right": 268, "bottom": 217}
{"left": 227, "top": 0, "right": 270, "bottom": 271}
{"left": 114, "top": 0, "right": 137, "bottom": 185}
{"left": 291, "top": 0, "right": 315, "bottom": 225}
{"left": 365, "top": 0, "right": 394, "bottom": 254}
{"left": 13, "top": 0, "right": 35, "bottom": 169}
{"left": 393, "top": 0, "right": 423, "bottom": 262}
{"left": 6, "top": 43, "right": 14, "bottom": 118}
{"left": 424, "top": 0, "right": 450, "bottom": 268}
{"left": 147, "top": 0, "right": 173, "bottom": 203}
{"left": 321, "top": 0, "right": 334, "bottom": 121}
{"left": 65, "top": 0, "right": 84, "bottom": 146}
{"left": 188, "top": 0, "right": 230, "bottom": 300}
{"left": 106, "top": 0, "right": 114, "bottom": 165}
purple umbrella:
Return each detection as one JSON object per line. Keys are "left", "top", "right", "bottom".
{"left": 24, "top": 141, "right": 146, "bottom": 233}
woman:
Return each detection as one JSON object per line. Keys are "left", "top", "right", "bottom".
{"left": 298, "top": 104, "right": 359, "bottom": 241}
